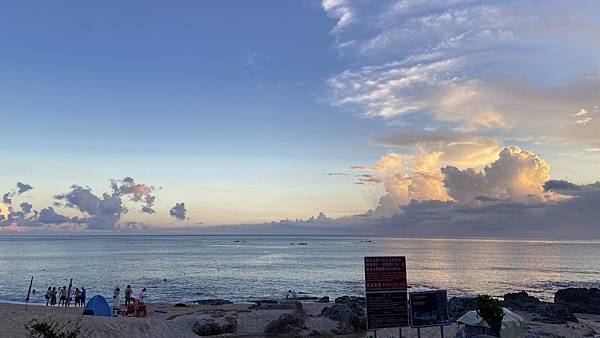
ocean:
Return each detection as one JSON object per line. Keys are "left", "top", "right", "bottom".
{"left": 1, "top": 235, "right": 599, "bottom": 304}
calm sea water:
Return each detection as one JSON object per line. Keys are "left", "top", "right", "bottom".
{"left": 1, "top": 235, "right": 599, "bottom": 304}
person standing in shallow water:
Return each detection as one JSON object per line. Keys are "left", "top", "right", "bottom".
{"left": 50, "top": 287, "right": 57, "bottom": 306}
{"left": 45, "top": 287, "right": 51, "bottom": 306}
{"left": 125, "top": 285, "right": 133, "bottom": 306}
{"left": 80, "top": 287, "right": 86, "bottom": 306}
{"left": 59, "top": 286, "right": 66, "bottom": 306}
{"left": 74, "top": 288, "right": 81, "bottom": 307}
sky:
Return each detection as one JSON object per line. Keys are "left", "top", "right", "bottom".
{"left": 1, "top": 1, "right": 600, "bottom": 236}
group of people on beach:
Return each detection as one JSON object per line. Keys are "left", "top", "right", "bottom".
{"left": 112, "top": 285, "right": 147, "bottom": 315}
{"left": 44, "top": 286, "right": 86, "bottom": 307}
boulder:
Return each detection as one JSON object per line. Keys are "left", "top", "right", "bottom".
{"left": 555, "top": 288, "right": 600, "bottom": 314}
{"left": 250, "top": 301, "right": 304, "bottom": 311}
{"left": 174, "top": 303, "right": 188, "bottom": 307}
{"left": 251, "top": 299, "right": 278, "bottom": 304}
{"left": 192, "top": 316, "right": 237, "bottom": 336}
{"left": 334, "top": 296, "right": 366, "bottom": 307}
{"left": 194, "top": 299, "right": 233, "bottom": 306}
{"left": 319, "top": 302, "right": 366, "bottom": 334}
{"left": 448, "top": 297, "right": 475, "bottom": 321}
{"left": 297, "top": 296, "right": 319, "bottom": 301}
{"left": 503, "top": 291, "right": 577, "bottom": 324}
{"left": 316, "top": 296, "right": 329, "bottom": 303}
{"left": 264, "top": 312, "right": 307, "bottom": 335}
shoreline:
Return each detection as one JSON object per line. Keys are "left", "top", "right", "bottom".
{"left": 0, "top": 294, "right": 600, "bottom": 338}
{"left": 1, "top": 289, "right": 599, "bottom": 337}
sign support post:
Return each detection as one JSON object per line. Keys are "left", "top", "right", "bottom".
{"left": 25, "top": 276, "right": 33, "bottom": 311}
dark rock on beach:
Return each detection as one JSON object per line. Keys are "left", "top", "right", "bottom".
{"left": 448, "top": 296, "right": 475, "bottom": 320}
{"left": 174, "top": 303, "right": 188, "bottom": 307}
{"left": 334, "top": 296, "right": 365, "bottom": 307}
{"left": 193, "top": 299, "right": 233, "bottom": 306}
{"left": 264, "top": 312, "right": 307, "bottom": 335}
{"left": 251, "top": 299, "right": 278, "bottom": 304}
{"left": 250, "top": 301, "right": 305, "bottom": 311}
{"left": 296, "top": 296, "right": 319, "bottom": 301}
{"left": 503, "top": 291, "right": 577, "bottom": 324}
{"left": 192, "top": 316, "right": 238, "bottom": 336}
{"left": 316, "top": 296, "right": 329, "bottom": 303}
{"left": 319, "top": 302, "right": 366, "bottom": 335}
{"left": 554, "top": 288, "right": 600, "bottom": 314}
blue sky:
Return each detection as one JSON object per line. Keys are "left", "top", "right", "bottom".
{"left": 1, "top": 1, "right": 600, "bottom": 233}
{"left": 0, "top": 1, "right": 386, "bottom": 225}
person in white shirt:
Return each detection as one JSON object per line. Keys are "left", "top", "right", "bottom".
{"left": 138, "top": 288, "right": 147, "bottom": 304}
{"left": 112, "top": 287, "right": 121, "bottom": 315}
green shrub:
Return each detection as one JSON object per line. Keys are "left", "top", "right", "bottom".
{"left": 473, "top": 295, "right": 504, "bottom": 337}
{"left": 26, "top": 319, "right": 84, "bottom": 338}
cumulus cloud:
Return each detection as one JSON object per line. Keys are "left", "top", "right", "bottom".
{"left": 37, "top": 207, "right": 72, "bottom": 225}
{"left": 1, "top": 177, "right": 186, "bottom": 231}
{"left": 2, "top": 181, "right": 34, "bottom": 206}
{"left": 354, "top": 146, "right": 555, "bottom": 217}
{"left": 111, "top": 177, "right": 156, "bottom": 213}
{"left": 353, "top": 150, "right": 450, "bottom": 216}
{"left": 442, "top": 146, "right": 550, "bottom": 203}
{"left": 2, "top": 192, "right": 12, "bottom": 205}
{"left": 169, "top": 202, "right": 187, "bottom": 221}
{"left": 53, "top": 177, "right": 158, "bottom": 229}
{"left": 16, "top": 182, "right": 33, "bottom": 194}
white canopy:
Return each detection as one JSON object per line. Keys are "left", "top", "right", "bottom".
{"left": 457, "top": 307, "right": 525, "bottom": 338}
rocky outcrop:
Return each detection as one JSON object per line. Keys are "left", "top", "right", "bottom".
{"left": 296, "top": 296, "right": 319, "bottom": 301}
{"left": 554, "top": 288, "right": 600, "bottom": 314}
{"left": 250, "top": 301, "right": 305, "bottom": 311}
{"left": 316, "top": 296, "right": 329, "bottom": 303}
{"left": 264, "top": 312, "right": 307, "bottom": 335}
{"left": 192, "top": 315, "right": 237, "bottom": 336}
{"left": 193, "top": 299, "right": 233, "bottom": 306}
{"left": 319, "top": 302, "right": 366, "bottom": 335}
{"left": 174, "top": 303, "right": 188, "bottom": 307}
{"left": 503, "top": 291, "right": 577, "bottom": 324}
{"left": 334, "top": 296, "right": 365, "bottom": 307}
{"left": 448, "top": 296, "right": 475, "bottom": 320}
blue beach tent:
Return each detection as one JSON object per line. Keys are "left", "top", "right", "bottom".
{"left": 83, "top": 295, "right": 111, "bottom": 317}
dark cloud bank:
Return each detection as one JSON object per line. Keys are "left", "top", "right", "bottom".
{"left": 203, "top": 180, "right": 600, "bottom": 239}
{"left": 1, "top": 178, "right": 187, "bottom": 231}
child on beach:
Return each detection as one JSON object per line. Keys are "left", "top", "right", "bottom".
{"left": 81, "top": 287, "right": 86, "bottom": 306}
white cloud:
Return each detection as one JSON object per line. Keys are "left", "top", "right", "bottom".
{"left": 322, "top": 0, "right": 600, "bottom": 148}
{"left": 442, "top": 146, "right": 550, "bottom": 203}
{"left": 354, "top": 145, "right": 555, "bottom": 217}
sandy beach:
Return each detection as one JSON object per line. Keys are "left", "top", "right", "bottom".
{"left": 2, "top": 297, "right": 599, "bottom": 338}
